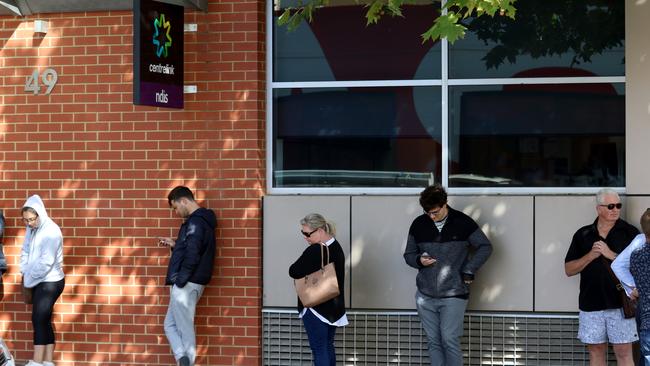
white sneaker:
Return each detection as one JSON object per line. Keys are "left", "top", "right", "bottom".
{"left": 43, "top": 362, "right": 55, "bottom": 366}
{"left": 25, "top": 361, "right": 43, "bottom": 366}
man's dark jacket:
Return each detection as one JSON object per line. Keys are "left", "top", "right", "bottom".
{"left": 165, "top": 207, "right": 216, "bottom": 287}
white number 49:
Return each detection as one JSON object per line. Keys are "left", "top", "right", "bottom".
{"left": 25, "top": 68, "right": 58, "bottom": 95}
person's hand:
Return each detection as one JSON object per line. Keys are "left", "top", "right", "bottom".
{"left": 592, "top": 240, "right": 616, "bottom": 260}
{"left": 420, "top": 253, "right": 436, "bottom": 267}
{"left": 631, "top": 287, "right": 639, "bottom": 301}
{"left": 157, "top": 237, "right": 175, "bottom": 248}
{"left": 588, "top": 242, "right": 602, "bottom": 259}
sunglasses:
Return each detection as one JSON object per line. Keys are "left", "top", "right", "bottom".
{"left": 599, "top": 203, "right": 622, "bottom": 210}
{"left": 301, "top": 228, "right": 318, "bottom": 238}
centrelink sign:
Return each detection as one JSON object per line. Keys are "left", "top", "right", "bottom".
{"left": 133, "top": 0, "right": 184, "bottom": 109}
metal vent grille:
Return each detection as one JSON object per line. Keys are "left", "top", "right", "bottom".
{"left": 263, "top": 309, "right": 616, "bottom": 365}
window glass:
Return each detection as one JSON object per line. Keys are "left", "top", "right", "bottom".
{"left": 448, "top": 83, "right": 625, "bottom": 187}
{"left": 449, "top": 2, "right": 624, "bottom": 79}
{"left": 273, "top": 4, "right": 441, "bottom": 82}
{"left": 270, "top": 1, "right": 626, "bottom": 190}
{"left": 273, "top": 87, "right": 442, "bottom": 187}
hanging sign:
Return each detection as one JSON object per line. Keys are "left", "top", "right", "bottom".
{"left": 133, "top": 0, "right": 184, "bottom": 108}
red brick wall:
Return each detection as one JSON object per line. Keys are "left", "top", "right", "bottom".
{"left": 0, "top": 1, "right": 264, "bottom": 365}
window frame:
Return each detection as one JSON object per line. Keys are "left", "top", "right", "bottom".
{"left": 265, "top": 1, "right": 626, "bottom": 195}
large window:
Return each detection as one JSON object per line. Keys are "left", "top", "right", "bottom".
{"left": 268, "top": 1, "right": 625, "bottom": 192}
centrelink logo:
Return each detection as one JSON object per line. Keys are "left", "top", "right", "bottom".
{"left": 152, "top": 13, "right": 172, "bottom": 58}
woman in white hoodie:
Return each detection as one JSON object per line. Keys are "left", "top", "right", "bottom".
{"left": 20, "top": 195, "right": 65, "bottom": 366}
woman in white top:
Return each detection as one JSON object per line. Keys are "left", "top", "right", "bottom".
{"left": 20, "top": 195, "right": 65, "bottom": 366}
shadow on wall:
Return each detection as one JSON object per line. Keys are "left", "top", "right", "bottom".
{"left": 0, "top": 182, "right": 238, "bottom": 365}
{"left": 0, "top": 8, "right": 266, "bottom": 365}
{"left": 347, "top": 196, "right": 530, "bottom": 311}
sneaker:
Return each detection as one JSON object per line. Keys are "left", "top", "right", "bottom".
{"left": 178, "top": 356, "right": 190, "bottom": 366}
{"left": 25, "top": 361, "right": 44, "bottom": 366}
{"left": 43, "top": 362, "right": 55, "bottom": 366}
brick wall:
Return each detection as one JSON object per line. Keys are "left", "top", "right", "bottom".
{"left": 0, "top": 1, "right": 264, "bottom": 365}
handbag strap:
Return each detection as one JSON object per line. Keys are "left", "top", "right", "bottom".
{"left": 601, "top": 256, "right": 625, "bottom": 292}
{"left": 320, "top": 242, "right": 330, "bottom": 269}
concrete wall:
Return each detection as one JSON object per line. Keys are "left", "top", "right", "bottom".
{"left": 264, "top": 195, "right": 641, "bottom": 312}
{"left": 626, "top": 0, "right": 650, "bottom": 195}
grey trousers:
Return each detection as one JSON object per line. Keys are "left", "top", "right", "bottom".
{"left": 164, "top": 282, "right": 205, "bottom": 364}
{"left": 415, "top": 290, "right": 468, "bottom": 366}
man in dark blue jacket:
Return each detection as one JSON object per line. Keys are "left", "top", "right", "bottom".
{"left": 158, "top": 186, "right": 216, "bottom": 366}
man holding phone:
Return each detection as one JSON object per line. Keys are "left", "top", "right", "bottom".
{"left": 403, "top": 184, "right": 492, "bottom": 366}
{"left": 158, "top": 186, "right": 217, "bottom": 366}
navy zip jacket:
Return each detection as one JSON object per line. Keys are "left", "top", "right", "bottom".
{"left": 165, "top": 207, "right": 217, "bottom": 287}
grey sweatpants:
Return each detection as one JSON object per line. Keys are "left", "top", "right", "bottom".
{"left": 164, "top": 282, "right": 205, "bottom": 364}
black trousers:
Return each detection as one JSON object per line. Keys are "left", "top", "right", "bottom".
{"left": 32, "top": 278, "right": 65, "bottom": 345}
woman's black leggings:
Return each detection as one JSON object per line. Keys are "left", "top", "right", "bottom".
{"left": 32, "top": 278, "right": 65, "bottom": 345}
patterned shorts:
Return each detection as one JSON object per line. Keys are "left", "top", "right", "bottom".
{"left": 578, "top": 308, "right": 638, "bottom": 344}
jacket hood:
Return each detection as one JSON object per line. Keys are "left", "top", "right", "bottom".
{"left": 23, "top": 195, "right": 50, "bottom": 221}
{"left": 191, "top": 207, "right": 217, "bottom": 229}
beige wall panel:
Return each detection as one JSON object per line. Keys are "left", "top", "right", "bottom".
{"left": 625, "top": 0, "right": 650, "bottom": 194}
{"left": 449, "top": 196, "right": 534, "bottom": 311}
{"left": 625, "top": 196, "right": 650, "bottom": 231}
{"left": 535, "top": 196, "right": 615, "bottom": 312}
{"left": 263, "top": 196, "right": 351, "bottom": 307}
{"left": 350, "top": 196, "right": 422, "bottom": 309}
{"left": 351, "top": 196, "right": 533, "bottom": 311}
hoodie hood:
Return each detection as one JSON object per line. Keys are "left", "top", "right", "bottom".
{"left": 191, "top": 207, "right": 217, "bottom": 230}
{"left": 20, "top": 194, "right": 64, "bottom": 287}
{"left": 23, "top": 194, "right": 50, "bottom": 222}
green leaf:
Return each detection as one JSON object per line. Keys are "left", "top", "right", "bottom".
{"left": 277, "top": 0, "right": 519, "bottom": 46}
{"left": 288, "top": 10, "right": 304, "bottom": 31}
{"left": 501, "top": 3, "right": 516, "bottom": 18}
{"left": 422, "top": 12, "right": 466, "bottom": 44}
{"left": 386, "top": 0, "right": 404, "bottom": 17}
{"left": 277, "top": 9, "right": 292, "bottom": 26}
{"left": 303, "top": 3, "right": 315, "bottom": 22}
{"left": 366, "top": 1, "right": 385, "bottom": 25}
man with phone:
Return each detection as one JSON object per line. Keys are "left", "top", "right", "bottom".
{"left": 403, "top": 184, "right": 492, "bottom": 366}
{"left": 159, "top": 186, "right": 217, "bottom": 366}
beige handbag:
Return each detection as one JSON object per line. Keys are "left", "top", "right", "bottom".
{"left": 294, "top": 243, "right": 340, "bottom": 308}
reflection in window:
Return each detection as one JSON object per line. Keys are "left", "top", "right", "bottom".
{"left": 448, "top": 83, "right": 625, "bottom": 187}
{"left": 273, "top": 4, "right": 441, "bottom": 82}
{"left": 269, "top": 1, "right": 626, "bottom": 190}
{"left": 449, "top": 1, "right": 624, "bottom": 78}
{"left": 273, "top": 87, "right": 442, "bottom": 187}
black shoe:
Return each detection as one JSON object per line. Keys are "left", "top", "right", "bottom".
{"left": 178, "top": 356, "right": 190, "bottom": 366}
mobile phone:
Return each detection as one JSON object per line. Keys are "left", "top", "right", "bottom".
{"left": 421, "top": 252, "right": 432, "bottom": 259}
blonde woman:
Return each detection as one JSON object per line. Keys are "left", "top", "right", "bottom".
{"left": 20, "top": 195, "right": 65, "bottom": 366}
{"left": 289, "top": 213, "right": 347, "bottom": 366}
